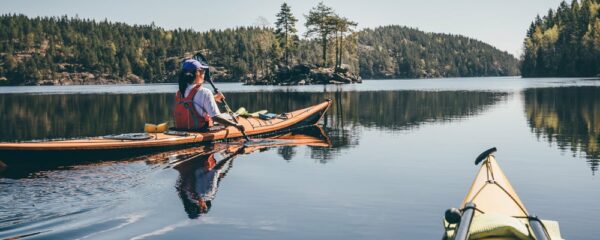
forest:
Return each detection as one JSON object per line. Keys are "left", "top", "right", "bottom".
{"left": 0, "top": 3, "right": 519, "bottom": 85}
{"left": 521, "top": 0, "right": 600, "bottom": 77}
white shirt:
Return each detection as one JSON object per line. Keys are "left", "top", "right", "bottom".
{"left": 183, "top": 84, "right": 221, "bottom": 117}
{"left": 194, "top": 167, "right": 219, "bottom": 201}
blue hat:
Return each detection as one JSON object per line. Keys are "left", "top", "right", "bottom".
{"left": 182, "top": 59, "right": 209, "bottom": 71}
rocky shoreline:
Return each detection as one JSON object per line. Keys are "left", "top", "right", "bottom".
{"left": 3, "top": 72, "right": 146, "bottom": 86}
{"left": 244, "top": 64, "right": 362, "bottom": 85}
{"left": 0, "top": 64, "right": 361, "bottom": 86}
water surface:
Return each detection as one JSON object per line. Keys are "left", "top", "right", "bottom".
{"left": 1, "top": 77, "right": 599, "bottom": 239}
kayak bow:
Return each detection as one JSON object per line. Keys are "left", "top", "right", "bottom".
{"left": 444, "top": 148, "right": 563, "bottom": 240}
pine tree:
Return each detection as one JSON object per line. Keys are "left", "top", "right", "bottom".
{"left": 331, "top": 16, "right": 357, "bottom": 69}
{"left": 305, "top": 2, "right": 337, "bottom": 67}
{"left": 275, "top": 2, "right": 298, "bottom": 65}
{"left": 522, "top": 0, "right": 600, "bottom": 77}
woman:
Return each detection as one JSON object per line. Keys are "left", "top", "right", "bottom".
{"left": 174, "top": 59, "right": 242, "bottom": 131}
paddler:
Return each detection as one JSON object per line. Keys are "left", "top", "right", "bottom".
{"left": 174, "top": 59, "right": 244, "bottom": 131}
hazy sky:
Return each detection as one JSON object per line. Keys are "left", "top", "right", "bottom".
{"left": 2, "top": 0, "right": 565, "bottom": 57}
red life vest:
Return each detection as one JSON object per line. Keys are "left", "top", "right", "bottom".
{"left": 174, "top": 85, "right": 213, "bottom": 130}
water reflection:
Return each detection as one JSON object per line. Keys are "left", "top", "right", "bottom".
{"left": 174, "top": 147, "right": 237, "bottom": 218}
{"left": 0, "top": 128, "right": 331, "bottom": 239}
{"left": 524, "top": 87, "right": 600, "bottom": 173}
{"left": 227, "top": 91, "right": 508, "bottom": 131}
{"left": 0, "top": 94, "right": 173, "bottom": 141}
{"left": 0, "top": 126, "right": 331, "bottom": 179}
{"left": 0, "top": 90, "right": 507, "bottom": 141}
{"left": 170, "top": 129, "right": 332, "bottom": 218}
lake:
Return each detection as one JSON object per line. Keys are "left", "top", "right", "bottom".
{"left": 1, "top": 77, "right": 599, "bottom": 239}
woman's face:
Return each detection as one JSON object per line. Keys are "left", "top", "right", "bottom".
{"left": 195, "top": 69, "right": 205, "bottom": 84}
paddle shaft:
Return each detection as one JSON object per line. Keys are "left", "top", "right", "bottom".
{"left": 454, "top": 202, "right": 475, "bottom": 240}
{"left": 529, "top": 216, "right": 550, "bottom": 240}
{"left": 206, "top": 79, "right": 251, "bottom": 141}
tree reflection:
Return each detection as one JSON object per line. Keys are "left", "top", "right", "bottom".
{"left": 0, "top": 90, "right": 505, "bottom": 163}
{"left": 524, "top": 87, "right": 600, "bottom": 173}
{"left": 226, "top": 90, "right": 507, "bottom": 131}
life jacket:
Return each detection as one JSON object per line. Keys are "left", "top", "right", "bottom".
{"left": 174, "top": 85, "right": 213, "bottom": 130}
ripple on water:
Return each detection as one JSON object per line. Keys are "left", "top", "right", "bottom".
{"left": 0, "top": 160, "right": 159, "bottom": 235}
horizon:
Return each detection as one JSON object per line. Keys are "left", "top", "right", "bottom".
{"left": 2, "top": 0, "right": 564, "bottom": 57}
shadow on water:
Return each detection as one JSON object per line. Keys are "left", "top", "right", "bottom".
{"left": 524, "top": 87, "right": 600, "bottom": 174}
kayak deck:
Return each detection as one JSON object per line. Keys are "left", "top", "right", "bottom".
{"left": 444, "top": 150, "right": 563, "bottom": 240}
{"left": 461, "top": 155, "right": 528, "bottom": 218}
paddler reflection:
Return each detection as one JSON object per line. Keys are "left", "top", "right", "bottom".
{"left": 173, "top": 146, "right": 242, "bottom": 218}
{"left": 171, "top": 126, "right": 331, "bottom": 218}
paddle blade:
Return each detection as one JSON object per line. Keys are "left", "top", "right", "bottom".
{"left": 192, "top": 53, "right": 215, "bottom": 89}
{"left": 475, "top": 147, "right": 497, "bottom": 165}
{"left": 192, "top": 53, "right": 209, "bottom": 65}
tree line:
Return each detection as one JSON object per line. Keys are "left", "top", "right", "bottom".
{"left": 357, "top": 26, "right": 519, "bottom": 79}
{"left": 521, "top": 0, "right": 600, "bottom": 77}
{"left": 0, "top": 2, "right": 519, "bottom": 85}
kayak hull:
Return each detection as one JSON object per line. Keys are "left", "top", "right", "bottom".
{"left": 0, "top": 100, "right": 331, "bottom": 164}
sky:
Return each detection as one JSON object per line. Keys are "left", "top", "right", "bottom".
{"left": 1, "top": 0, "right": 566, "bottom": 57}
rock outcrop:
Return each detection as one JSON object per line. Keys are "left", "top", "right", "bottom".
{"left": 245, "top": 64, "right": 361, "bottom": 85}
{"left": 34, "top": 72, "right": 145, "bottom": 85}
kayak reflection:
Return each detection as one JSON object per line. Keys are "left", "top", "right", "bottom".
{"left": 170, "top": 127, "right": 331, "bottom": 218}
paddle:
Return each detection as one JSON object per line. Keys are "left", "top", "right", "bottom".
{"left": 192, "top": 53, "right": 251, "bottom": 141}
{"left": 474, "top": 147, "right": 497, "bottom": 165}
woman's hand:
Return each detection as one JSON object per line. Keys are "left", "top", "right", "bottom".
{"left": 214, "top": 92, "right": 225, "bottom": 103}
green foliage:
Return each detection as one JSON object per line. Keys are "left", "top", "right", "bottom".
{"left": 305, "top": 2, "right": 337, "bottom": 67}
{"left": 0, "top": 14, "right": 278, "bottom": 85}
{"left": 303, "top": 2, "right": 358, "bottom": 69}
{"left": 0, "top": 13, "right": 519, "bottom": 85}
{"left": 275, "top": 2, "right": 298, "bottom": 65}
{"left": 331, "top": 17, "right": 357, "bottom": 69}
{"left": 357, "top": 26, "right": 520, "bottom": 79}
{"left": 522, "top": 0, "right": 600, "bottom": 77}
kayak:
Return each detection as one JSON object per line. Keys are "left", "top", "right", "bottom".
{"left": 0, "top": 100, "right": 331, "bottom": 164}
{"left": 1, "top": 125, "right": 331, "bottom": 178}
{"left": 163, "top": 125, "right": 332, "bottom": 166}
{"left": 443, "top": 148, "right": 563, "bottom": 240}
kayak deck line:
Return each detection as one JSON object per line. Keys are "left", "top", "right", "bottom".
{"left": 462, "top": 155, "right": 529, "bottom": 218}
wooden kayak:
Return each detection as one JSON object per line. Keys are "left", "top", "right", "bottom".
{"left": 1, "top": 125, "right": 331, "bottom": 177}
{"left": 443, "top": 148, "right": 563, "bottom": 240}
{"left": 0, "top": 100, "right": 331, "bottom": 164}
{"left": 150, "top": 125, "right": 332, "bottom": 165}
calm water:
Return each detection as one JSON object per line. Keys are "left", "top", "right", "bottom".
{"left": 1, "top": 77, "right": 599, "bottom": 239}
